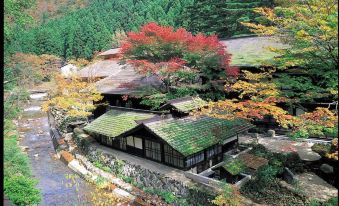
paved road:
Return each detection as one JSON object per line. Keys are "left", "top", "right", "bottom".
{"left": 18, "top": 94, "right": 95, "bottom": 206}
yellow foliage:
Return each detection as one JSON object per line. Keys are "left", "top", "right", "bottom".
{"left": 228, "top": 70, "right": 279, "bottom": 100}
{"left": 68, "top": 58, "right": 91, "bottom": 68}
{"left": 42, "top": 74, "right": 103, "bottom": 118}
{"left": 325, "top": 138, "right": 338, "bottom": 160}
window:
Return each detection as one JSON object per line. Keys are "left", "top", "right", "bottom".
{"left": 164, "top": 144, "right": 184, "bottom": 168}
{"left": 206, "top": 145, "right": 222, "bottom": 159}
{"left": 126, "top": 136, "right": 143, "bottom": 149}
{"left": 145, "top": 140, "right": 161, "bottom": 161}
{"left": 102, "top": 136, "right": 111, "bottom": 146}
{"left": 127, "top": 136, "right": 134, "bottom": 146}
{"left": 186, "top": 152, "right": 205, "bottom": 168}
{"left": 120, "top": 138, "right": 126, "bottom": 150}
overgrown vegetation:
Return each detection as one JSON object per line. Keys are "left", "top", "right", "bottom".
{"left": 4, "top": 121, "right": 42, "bottom": 205}
{"left": 240, "top": 144, "right": 309, "bottom": 205}
{"left": 308, "top": 197, "right": 338, "bottom": 206}
{"left": 212, "top": 183, "right": 242, "bottom": 206}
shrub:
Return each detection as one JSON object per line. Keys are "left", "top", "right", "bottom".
{"left": 308, "top": 197, "right": 338, "bottom": 206}
{"left": 4, "top": 176, "right": 41, "bottom": 206}
{"left": 159, "top": 191, "right": 176, "bottom": 204}
{"left": 311, "top": 143, "right": 331, "bottom": 157}
{"left": 212, "top": 183, "right": 242, "bottom": 206}
{"left": 4, "top": 121, "right": 42, "bottom": 206}
{"left": 325, "top": 138, "right": 338, "bottom": 160}
{"left": 290, "top": 129, "right": 309, "bottom": 140}
{"left": 249, "top": 144, "right": 305, "bottom": 174}
{"left": 255, "top": 165, "right": 279, "bottom": 188}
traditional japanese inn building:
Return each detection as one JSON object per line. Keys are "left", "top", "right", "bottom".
{"left": 83, "top": 106, "right": 254, "bottom": 173}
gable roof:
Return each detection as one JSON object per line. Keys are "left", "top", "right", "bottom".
{"left": 221, "top": 36, "right": 287, "bottom": 67}
{"left": 159, "top": 96, "right": 207, "bottom": 113}
{"left": 237, "top": 153, "right": 268, "bottom": 170}
{"left": 95, "top": 64, "right": 162, "bottom": 95}
{"left": 83, "top": 109, "right": 156, "bottom": 138}
{"left": 77, "top": 60, "right": 122, "bottom": 79}
{"left": 144, "top": 116, "right": 254, "bottom": 157}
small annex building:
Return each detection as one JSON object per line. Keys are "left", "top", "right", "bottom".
{"left": 83, "top": 106, "right": 254, "bottom": 173}
{"left": 159, "top": 96, "right": 207, "bottom": 116}
{"left": 77, "top": 60, "right": 122, "bottom": 81}
{"left": 97, "top": 48, "right": 121, "bottom": 60}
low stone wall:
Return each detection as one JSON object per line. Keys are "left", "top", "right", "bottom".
{"left": 73, "top": 128, "right": 216, "bottom": 206}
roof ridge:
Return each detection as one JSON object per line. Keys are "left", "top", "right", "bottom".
{"left": 136, "top": 114, "right": 173, "bottom": 125}
{"left": 107, "top": 106, "right": 168, "bottom": 115}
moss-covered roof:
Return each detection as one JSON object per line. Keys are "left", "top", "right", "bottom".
{"left": 222, "top": 159, "right": 246, "bottom": 176}
{"left": 171, "top": 98, "right": 207, "bottom": 113}
{"left": 84, "top": 110, "right": 156, "bottom": 138}
{"left": 145, "top": 116, "right": 253, "bottom": 156}
{"left": 160, "top": 97, "right": 207, "bottom": 113}
{"left": 221, "top": 36, "right": 288, "bottom": 67}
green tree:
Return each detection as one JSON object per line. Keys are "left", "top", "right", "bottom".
{"left": 243, "top": 0, "right": 338, "bottom": 97}
{"left": 181, "top": 0, "right": 275, "bottom": 38}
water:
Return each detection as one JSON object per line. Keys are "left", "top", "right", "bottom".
{"left": 24, "top": 106, "right": 41, "bottom": 112}
{"left": 29, "top": 92, "right": 48, "bottom": 100}
{"left": 19, "top": 93, "right": 96, "bottom": 206}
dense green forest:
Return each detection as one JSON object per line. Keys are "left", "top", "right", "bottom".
{"left": 181, "top": 0, "right": 275, "bottom": 38}
{"left": 6, "top": 0, "right": 277, "bottom": 60}
{"left": 9, "top": 0, "right": 194, "bottom": 60}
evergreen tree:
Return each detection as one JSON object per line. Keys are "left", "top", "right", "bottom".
{"left": 181, "top": 0, "right": 275, "bottom": 38}
{"left": 11, "top": 0, "right": 194, "bottom": 59}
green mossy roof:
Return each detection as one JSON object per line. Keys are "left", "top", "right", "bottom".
{"left": 222, "top": 159, "right": 246, "bottom": 175}
{"left": 145, "top": 116, "right": 252, "bottom": 156}
{"left": 171, "top": 98, "right": 207, "bottom": 112}
{"left": 223, "top": 36, "right": 288, "bottom": 67}
{"left": 84, "top": 110, "right": 155, "bottom": 138}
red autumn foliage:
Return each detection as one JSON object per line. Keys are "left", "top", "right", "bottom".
{"left": 120, "top": 22, "right": 236, "bottom": 78}
{"left": 127, "top": 58, "right": 187, "bottom": 75}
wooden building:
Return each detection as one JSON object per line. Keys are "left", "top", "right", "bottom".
{"left": 97, "top": 48, "right": 121, "bottom": 60}
{"left": 83, "top": 107, "right": 254, "bottom": 173}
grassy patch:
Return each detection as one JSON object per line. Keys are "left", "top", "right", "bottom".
{"left": 4, "top": 121, "right": 41, "bottom": 206}
{"left": 308, "top": 197, "right": 338, "bottom": 206}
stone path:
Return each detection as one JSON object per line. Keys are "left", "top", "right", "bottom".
{"left": 258, "top": 137, "right": 321, "bottom": 161}
{"left": 296, "top": 172, "right": 337, "bottom": 202}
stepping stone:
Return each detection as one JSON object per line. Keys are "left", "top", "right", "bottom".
{"left": 296, "top": 172, "right": 337, "bottom": 202}
{"left": 296, "top": 146, "right": 321, "bottom": 162}
{"left": 320, "top": 164, "right": 334, "bottom": 174}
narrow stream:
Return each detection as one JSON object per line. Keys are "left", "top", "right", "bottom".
{"left": 19, "top": 92, "right": 96, "bottom": 206}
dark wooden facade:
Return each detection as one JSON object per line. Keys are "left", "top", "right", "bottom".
{"left": 92, "top": 127, "right": 228, "bottom": 172}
